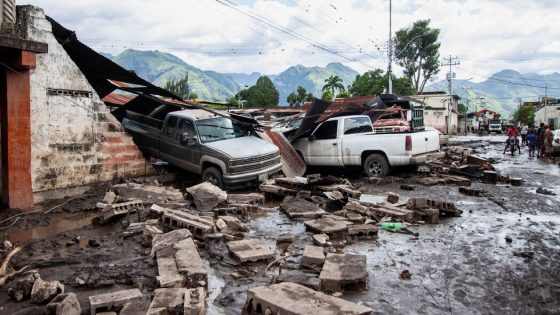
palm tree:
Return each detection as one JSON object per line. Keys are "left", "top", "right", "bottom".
{"left": 322, "top": 75, "right": 345, "bottom": 96}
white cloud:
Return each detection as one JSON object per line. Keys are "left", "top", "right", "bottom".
{"left": 22, "top": 0, "right": 560, "bottom": 80}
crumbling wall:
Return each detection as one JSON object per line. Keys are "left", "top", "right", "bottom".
{"left": 19, "top": 6, "right": 150, "bottom": 201}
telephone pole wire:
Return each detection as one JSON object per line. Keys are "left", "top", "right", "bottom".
{"left": 443, "top": 55, "right": 460, "bottom": 94}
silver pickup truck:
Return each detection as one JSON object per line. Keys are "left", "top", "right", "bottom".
{"left": 123, "top": 109, "right": 282, "bottom": 188}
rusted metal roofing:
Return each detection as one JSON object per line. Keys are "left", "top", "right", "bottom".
{"left": 101, "top": 93, "right": 137, "bottom": 106}
{"left": 257, "top": 130, "right": 306, "bottom": 178}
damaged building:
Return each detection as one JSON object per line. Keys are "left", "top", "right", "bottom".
{"left": 0, "top": 5, "right": 188, "bottom": 209}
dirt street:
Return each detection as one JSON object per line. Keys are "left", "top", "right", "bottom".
{"left": 1, "top": 134, "right": 559, "bottom": 314}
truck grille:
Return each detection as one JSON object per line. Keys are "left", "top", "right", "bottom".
{"left": 229, "top": 154, "right": 280, "bottom": 174}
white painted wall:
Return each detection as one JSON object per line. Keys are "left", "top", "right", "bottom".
{"left": 410, "top": 94, "right": 459, "bottom": 135}
{"left": 19, "top": 6, "right": 149, "bottom": 199}
{"left": 535, "top": 105, "right": 560, "bottom": 129}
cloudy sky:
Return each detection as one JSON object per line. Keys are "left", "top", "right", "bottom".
{"left": 22, "top": 0, "right": 560, "bottom": 81}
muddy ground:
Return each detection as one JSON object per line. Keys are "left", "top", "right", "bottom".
{"left": 1, "top": 134, "right": 559, "bottom": 315}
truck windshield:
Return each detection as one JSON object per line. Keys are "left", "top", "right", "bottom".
{"left": 196, "top": 117, "right": 249, "bottom": 143}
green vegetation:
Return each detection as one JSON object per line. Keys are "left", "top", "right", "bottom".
{"left": 321, "top": 90, "right": 334, "bottom": 101}
{"left": 322, "top": 75, "right": 345, "bottom": 97}
{"left": 348, "top": 69, "right": 415, "bottom": 96}
{"left": 458, "top": 103, "right": 468, "bottom": 113}
{"left": 287, "top": 86, "right": 314, "bottom": 107}
{"left": 394, "top": 19, "right": 441, "bottom": 93}
{"left": 513, "top": 106, "right": 536, "bottom": 125}
{"left": 163, "top": 72, "right": 198, "bottom": 100}
{"left": 238, "top": 76, "right": 279, "bottom": 108}
{"left": 336, "top": 90, "right": 351, "bottom": 98}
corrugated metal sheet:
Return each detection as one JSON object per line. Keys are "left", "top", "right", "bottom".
{"left": 257, "top": 130, "right": 306, "bottom": 178}
{"left": 101, "top": 93, "right": 137, "bottom": 106}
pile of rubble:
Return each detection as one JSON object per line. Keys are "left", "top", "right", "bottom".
{"left": 419, "top": 147, "right": 524, "bottom": 187}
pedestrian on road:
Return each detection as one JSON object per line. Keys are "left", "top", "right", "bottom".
{"left": 521, "top": 125, "right": 528, "bottom": 146}
{"left": 544, "top": 126, "right": 554, "bottom": 160}
{"left": 527, "top": 129, "right": 537, "bottom": 157}
{"left": 537, "top": 123, "right": 545, "bottom": 158}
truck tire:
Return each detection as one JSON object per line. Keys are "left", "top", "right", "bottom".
{"left": 363, "top": 153, "right": 390, "bottom": 177}
{"left": 202, "top": 167, "right": 224, "bottom": 188}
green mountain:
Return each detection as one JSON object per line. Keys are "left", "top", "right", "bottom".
{"left": 111, "top": 49, "right": 240, "bottom": 101}
{"left": 109, "top": 49, "right": 359, "bottom": 104}
{"left": 271, "top": 62, "right": 359, "bottom": 105}
{"left": 426, "top": 70, "right": 560, "bottom": 118}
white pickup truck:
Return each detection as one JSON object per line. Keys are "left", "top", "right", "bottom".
{"left": 292, "top": 115, "right": 440, "bottom": 177}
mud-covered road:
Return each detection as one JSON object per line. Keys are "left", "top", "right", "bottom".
{"left": 1, "top": 134, "right": 559, "bottom": 314}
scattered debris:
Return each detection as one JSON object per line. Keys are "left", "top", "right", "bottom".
{"left": 186, "top": 182, "right": 227, "bottom": 211}
{"left": 513, "top": 251, "right": 535, "bottom": 259}
{"left": 400, "top": 184, "right": 416, "bottom": 191}
{"left": 280, "top": 197, "right": 326, "bottom": 219}
{"left": 459, "top": 186, "right": 485, "bottom": 196}
{"left": 400, "top": 269, "right": 412, "bottom": 280}
{"left": 88, "top": 288, "right": 143, "bottom": 315}
{"left": 147, "top": 287, "right": 206, "bottom": 315}
{"left": 30, "top": 277, "right": 64, "bottom": 304}
{"left": 536, "top": 187, "right": 557, "bottom": 196}
{"left": 302, "top": 245, "right": 325, "bottom": 269}
{"left": 46, "top": 292, "right": 81, "bottom": 315}
{"left": 319, "top": 253, "right": 368, "bottom": 292}
{"left": 242, "top": 282, "right": 372, "bottom": 315}
{"left": 226, "top": 239, "right": 275, "bottom": 263}
{"left": 93, "top": 200, "right": 144, "bottom": 225}
{"left": 387, "top": 192, "right": 399, "bottom": 204}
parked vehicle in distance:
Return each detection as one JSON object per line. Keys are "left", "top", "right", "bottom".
{"left": 488, "top": 119, "right": 503, "bottom": 133}
{"left": 292, "top": 115, "right": 441, "bottom": 177}
{"left": 372, "top": 107, "right": 411, "bottom": 133}
{"left": 123, "top": 109, "right": 282, "bottom": 188}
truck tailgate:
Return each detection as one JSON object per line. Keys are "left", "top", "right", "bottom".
{"left": 410, "top": 130, "right": 440, "bottom": 154}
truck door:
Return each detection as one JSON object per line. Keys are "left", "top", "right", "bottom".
{"left": 173, "top": 119, "right": 201, "bottom": 173}
{"left": 158, "top": 115, "right": 181, "bottom": 165}
{"left": 307, "top": 120, "right": 342, "bottom": 166}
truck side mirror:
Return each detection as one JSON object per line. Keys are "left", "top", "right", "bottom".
{"left": 308, "top": 134, "right": 316, "bottom": 141}
{"left": 181, "top": 133, "right": 197, "bottom": 145}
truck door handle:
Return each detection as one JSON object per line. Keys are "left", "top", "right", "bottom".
{"left": 425, "top": 137, "right": 428, "bottom": 141}
{"left": 332, "top": 143, "right": 337, "bottom": 146}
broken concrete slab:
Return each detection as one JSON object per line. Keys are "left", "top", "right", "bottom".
{"left": 510, "top": 177, "right": 523, "bottom": 186}
{"left": 88, "top": 289, "right": 143, "bottom": 315}
{"left": 156, "top": 255, "right": 184, "bottom": 288}
{"left": 30, "top": 277, "right": 64, "bottom": 304}
{"left": 213, "top": 203, "right": 259, "bottom": 219}
{"left": 142, "top": 225, "right": 163, "bottom": 246}
{"left": 174, "top": 238, "right": 208, "bottom": 289}
{"left": 304, "top": 218, "right": 348, "bottom": 237}
{"left": 280, "top": 197, "right": 326, "bottom": 219}
{"left": 8, "top": 271, "right": 38, "bottom": 302}
{"left": 440, "top": 174, "right": 472, "bottom": 186}
{"left": 186, "top": 182, "right": 227, "bottom": 211}
{"left": 146, "top": 288, "right": 186, "bottom": 315}
{"left": 387, "top": 192, "right": 399, "bottom": 204}
{"left": 218, "top": 215, "right": 248, "bottom": 232}
{"left": 102, "top": 191, "right": 117, "bottom": 205}
{"left": 343, "top": 202, "right": 369, "bottom": 215}
{"left": 414, "top": 208, "right": 440, "bottom": 224}
{"left": 467, "top": 154, "right": 488, "bottom": 166}
{"left": 319, "top": 253, "right": 368, "bottom": 292}
{"left": 94, "top": 200, "right": 144, "bottom": 225}
{"left": 368, "top": 204, "right": 415, "bottom": 222}
{"left": 226, "top": 239, "right": 275, "bottom": 263}
{"left": 407, "top": 198, "right": 462, "bottom": 217}
{"left": 184, "top": 287, "right": 206, "bottom": 315}
{"left": 458, "top": 186, "right": 485, "bottom": 196}
{"left": 113, "top": 183, "right": 184, "bottom": 203}
{"left": 400, "top": 184, "right": 416, "bottom": 191}
{"left": 260, "top": 184, "right": 299, "bottom": 197}
{"left": 302, "top": 245, "right": 325, "bottom": 268}
{"left": 160, "top": 208, "right": 214, "bottom": 239}
{"left": 151, "top": 229, "right": 193, "bottom": 257}
{"left": 227, "top": 193, "right": 264, "bottom": 205}
{"left": 347, "top": 224, "right": 379, "bottom": 239}
{"left": 312, "top": 234, "right": 329, "bottom": 247}
{"left": 242, "top": 282, "right": 372, "bottom": 315}
{"left": 415, "top": 176, "right": 446, "bottom": 186}
{"left": 46, "top": 292, "right": 81, "bottom": 315}
{"left": 275, "top": 270, "right": 321, "bottom": 291}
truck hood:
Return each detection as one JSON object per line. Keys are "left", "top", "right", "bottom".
{"left": 205, "top": 136, "right": 279, "bottom": 159}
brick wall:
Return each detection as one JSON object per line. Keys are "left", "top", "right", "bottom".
{"left": 20, "top": 6, "right": 151, "bottom": 199}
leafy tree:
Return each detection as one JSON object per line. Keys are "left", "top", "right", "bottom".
{"left": 321, "top": 90, "right": 333, "bottom": 101}
{"left": 336, "top": 90, "right": 351, "bottom": 98}
{"left": 226, "top": 96, "right": 241, "bottom": 107}
{"left": 394, "top": 19, "right": 441, "bottom": 93}
{"left": 348, "top": 69, "right": 415, "bottom": 96}
{"left": 240, "top": 76, "right": 279, "bottom": 108}
{"left": 458, "top": 103, "right": 468, "bottom": 113}
{"left": 513, "top": 106, "right": 536, "bottom": 125}
{"left": 287, "top": 86, "right": 314, "bottom": 107}
{"left": 322, "top": 75, "right": 345, "bottom": 96}
{"left": 163, "top": 71, "right": 198, "bottom": 100}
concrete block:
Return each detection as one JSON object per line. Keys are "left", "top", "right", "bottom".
{"left": 320, "top": 253, "right": 368, "bottom": 293}
{"left": 302, "top": 245, "right": 325, "bottom": 268}
{"left": 387, "top": 192, "right": 399, "bottom": 204}
{"left": 226, "top": 239, "right": 275, "bottom": 263}
{"left": 186, "top": 182, "right": 227, "bottom": 211}
{"left": 242, "top": 282, "right": 372, "bottom": 315}
{"left": 304, "top": 218, "right": 347, "bottom": 237}
{"left": 151, "top": 229, "right": 192, "bottom": 257}
{"left": 218, "top": 215, "right": 248, "bottom": 232}
{"left": 347, "top": 224, "right": 379, "bottom": 239}
{"left": 147, "top": 288, "right": 186, "bottom": 315}
{"left": 156, "top": 256, "right": 184, "bottom": 288}
{"left": 312, "top": 234, "right": 329, "bottom": 247}
{"left": 184, "top": 287, "right": 206, "bottom": 315}
{"left": 88, "top": 289, "right": 142, "bottom": 315}
{"left": 46, "top": 292, "right": 80, "bottom": 315}
{"left": 280, "top": 198, "right": 326, "bottom": 219}
{"left": 174, "top": 238, "right": 208, "bottom": 289}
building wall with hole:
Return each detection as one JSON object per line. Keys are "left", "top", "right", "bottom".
{"left": 18, "top": 6, "right": 151, "bottom": 201}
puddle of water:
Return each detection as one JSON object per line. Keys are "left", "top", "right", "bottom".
{"left": 5, "top": 214, "right": 96, "bottom": 244}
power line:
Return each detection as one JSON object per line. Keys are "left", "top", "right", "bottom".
{"left": 456, "top": 66, "right": 560, "bottom": 90}
{"left": 214, "top": 0, "right": 375, "bottom": 69}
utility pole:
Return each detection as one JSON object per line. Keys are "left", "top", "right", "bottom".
{"left": 442, "top": 55, "right": 460, "bottom": 94}
{"left": 544, "top": 85, "right": 548, "bottom": 124}
{"left": 387, "top": 0, "right": 393, "bottom": 94}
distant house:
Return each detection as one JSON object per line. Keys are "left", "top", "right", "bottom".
{"left": 409, "top": 92, "right": 460, "bottom": 135}
{"left": 534, "top": 97, "right": 560, "bottom": 128}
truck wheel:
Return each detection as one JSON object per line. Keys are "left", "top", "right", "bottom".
{"left": 202, "top": 167, "right": 224, "bottom": 188}
{"left": 363, "top": 154, "right": 390, "bottom": 177}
